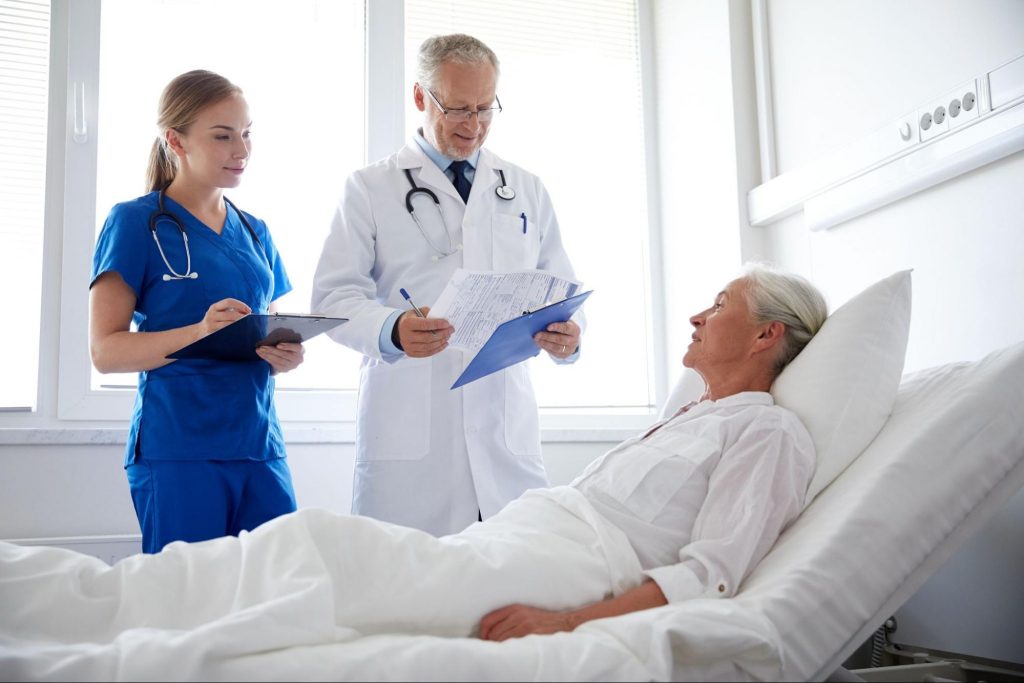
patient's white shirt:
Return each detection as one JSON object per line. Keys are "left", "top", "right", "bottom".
{"left": 569, "top": 391, "right": 815, "bottom": 603}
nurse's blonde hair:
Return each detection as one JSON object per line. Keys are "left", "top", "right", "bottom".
{"left": 146, "top": 70, "right": 243, "bottom": 192}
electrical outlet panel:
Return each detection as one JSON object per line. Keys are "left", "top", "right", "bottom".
{"left": 919, "top": 79, "right": 980, "bottom": 141}
{"left": 892, "top": 113, "right": 919, "bottom": 153}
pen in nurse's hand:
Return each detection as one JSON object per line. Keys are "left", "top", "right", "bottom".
{"left": 399, "top": 287, "right": 437, "bottom": 336}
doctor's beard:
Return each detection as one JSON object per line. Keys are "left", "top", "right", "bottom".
{"left": 424, "top": 124, "right": 489, "bottom": 161}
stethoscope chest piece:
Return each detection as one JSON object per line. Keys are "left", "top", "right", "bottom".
{"left": 495, "top": 168, "right": 515, "bottom": 200}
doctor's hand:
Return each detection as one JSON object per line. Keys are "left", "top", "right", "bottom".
{"left": 256, "top": 342, "right": 305, "bottom": 375}
{"left": 396, "top": 307, "right": 454, "bottom": 358}
{"left": 198, "top": 298, "right": 251, "bottom": 337}
{"left": 478, "top": 604, "right": 578, "bottom": 642}
{"left": 534, "top": 319, "right": 580, "bottom": 360}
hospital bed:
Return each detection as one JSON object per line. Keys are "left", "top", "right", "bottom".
{"left": 2, "top": 272, "right": 1024, "bottom": 682}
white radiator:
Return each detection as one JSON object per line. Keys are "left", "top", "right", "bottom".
{"left": 6, "top": 535, "right": 142, "bottom": 565}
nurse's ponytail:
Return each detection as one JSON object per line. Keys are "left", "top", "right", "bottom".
{"left": 146, "top": 70, "right": 243, "bottom": 192}
{"left": 146, "top": 137, "right": 177, "bottom": 193}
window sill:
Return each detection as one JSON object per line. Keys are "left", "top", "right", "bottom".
{"left": 0, "top": 421, "right": 642, "bottom": 446}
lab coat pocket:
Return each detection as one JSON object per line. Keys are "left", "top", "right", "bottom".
{"left": 504, "top": 363, "right": 541, "bottom": 456}
{"left": 356, "top": 359, "right": 431, "bottom": 461}
{"left": 491, "top": 213, "right": 540, "bottom": 271}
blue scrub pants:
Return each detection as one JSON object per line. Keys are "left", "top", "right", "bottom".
{"left": 126, "top": 457, "right": 297, "bottom": 554}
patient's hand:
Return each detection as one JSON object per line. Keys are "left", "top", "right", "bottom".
{"left": 479, "top": 581, "right": 668, "bottom": 641}
{"left": 478, "top": 604, "right": 577, "bottom": 641}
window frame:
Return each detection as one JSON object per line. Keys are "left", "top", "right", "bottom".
{"left": 22, "top": 0, "right": 665, "bottom": 435}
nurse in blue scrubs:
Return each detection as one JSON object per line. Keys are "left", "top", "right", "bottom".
{"left": 89, "top": 70, "right": 304, "bottom": 554}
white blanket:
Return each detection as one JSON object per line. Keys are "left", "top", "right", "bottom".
{"left": 8, "top": 343, "right": 1022, "bottom": 682}
{"left": 0, "top": 486, "right": 782, "bottom": 681}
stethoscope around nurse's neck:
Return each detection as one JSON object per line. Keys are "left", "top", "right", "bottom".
{"left": 149, "top": 188, "right": 265, "bottom": 281}
{"left": 403, "top": 166, "right": 515, "bottom": 261}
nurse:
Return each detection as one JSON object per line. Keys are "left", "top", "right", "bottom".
{"left": 311, "top": 34, "right": 583, "bottom": 536}
{"left": 89, "top": 70, "right": 304, "bottom": 554}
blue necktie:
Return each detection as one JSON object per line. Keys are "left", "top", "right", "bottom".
{"left": 449, "top": 160, "right": 472, "bottom": 203}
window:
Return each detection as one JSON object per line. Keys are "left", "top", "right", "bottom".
{"left": 0, "top": 0, "right": 49, "bottom": 410}
{"left": 53, "top": 0, "right": 365, "bottom": 421}
{"left": 91, "top": 0, "right": 365, "bottom": 395}
{"left": 17, "top": 0, "right": 660, "bottom": 428}
{"left": 405, "top": 0, "right": 656, "bottom": 409}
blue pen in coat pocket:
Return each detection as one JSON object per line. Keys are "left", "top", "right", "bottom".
{"left": 520, "top": 212, "right": 527, "bottom": 234}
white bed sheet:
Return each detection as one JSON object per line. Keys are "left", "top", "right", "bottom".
{"left": 2, "top": 341, "right": 1023, "bottom": 682}
{"left": 739, "top": 339, "right": 1024, "bottom": 680}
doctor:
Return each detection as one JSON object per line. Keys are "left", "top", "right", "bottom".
{"left": 311, "top": 34, "right": 583, "bottom": 536}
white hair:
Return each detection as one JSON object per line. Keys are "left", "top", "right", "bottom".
{"left": 742, "top": 262, "right": 829, "bottom": 374}
{"left": 416, "top": 34, "right": 500, "bottom": 92}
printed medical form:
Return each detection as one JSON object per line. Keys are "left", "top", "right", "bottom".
{"left": 429, "top": 269, "right": 581, "bottom": 352}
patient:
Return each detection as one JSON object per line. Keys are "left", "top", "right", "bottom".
{"left": 0, "top": 263, "right": 827, "bottom": 648}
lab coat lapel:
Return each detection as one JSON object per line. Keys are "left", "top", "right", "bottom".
{"left": 397, "top": 140, "right": 462, "bottom": 203}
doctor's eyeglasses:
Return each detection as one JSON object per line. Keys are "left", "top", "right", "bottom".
{"left": 423, "top": 86, "right": 502, "bottom": 123}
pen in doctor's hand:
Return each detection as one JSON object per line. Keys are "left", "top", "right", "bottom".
{"left": 400, "top": 287, "right": 436, "bottom": 336}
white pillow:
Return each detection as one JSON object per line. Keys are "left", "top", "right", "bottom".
{"left": 659, "top": 367, "right": 706, "bottom": 419}
{"left": 772, "top": 270, "right": 912, "bottom": 503}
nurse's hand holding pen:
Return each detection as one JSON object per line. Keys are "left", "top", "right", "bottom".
{"left": 197, "top": 298, "right": 251, "bottom": 337}
{"left": 534, "top": 320, "right": 581, "bottom": 360}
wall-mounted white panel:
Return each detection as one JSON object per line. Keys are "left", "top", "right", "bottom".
{"left": 749, "top": 51, "right": 1024, "bottom": 231}
{"left": 804, "top": 99, "right": 1024, "bottom": 231}
{"left": 989, "top": 53, "right": 1024, "bottom": 109}
{"left": 748, "top": 109, "right": 920, "bottom": 225}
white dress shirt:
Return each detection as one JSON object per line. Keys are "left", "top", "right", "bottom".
{"left": 570, "top": 391, "right": 815, "bottom": 603}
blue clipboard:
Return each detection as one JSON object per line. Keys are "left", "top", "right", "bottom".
{"left": 451, "top": 290, "right": 592, "bottom": 389}
{"left": 167, "top": 313, "right": 347, "bottom": 362}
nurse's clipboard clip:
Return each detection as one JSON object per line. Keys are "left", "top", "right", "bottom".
{"left": 451, "top": 290, "right": 592, "bottom": 389}
{"left": 167, "top": 313, "right": 347, "bottom": 363}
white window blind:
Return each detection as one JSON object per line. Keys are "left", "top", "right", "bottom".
{"left": 0, "top": 0, "right": 49, "bottom": 410}
{"left": 405, "top": 0, "right": 655, "bottom": 409}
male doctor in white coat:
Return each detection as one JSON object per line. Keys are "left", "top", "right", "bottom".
{"left": 311, "top": 34, "right": 583, "bottom": 536}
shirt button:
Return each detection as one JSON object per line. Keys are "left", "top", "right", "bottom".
{"left": 718, "top": 584, "right": 726, "bottom": 593}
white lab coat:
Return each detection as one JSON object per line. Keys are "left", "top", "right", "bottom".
{"left": 311, "top": 138, "right": 583, "bottom": 535}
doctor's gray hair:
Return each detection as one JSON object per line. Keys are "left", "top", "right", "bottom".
{"left": 416, "top": 34, "right": 500, "bottom": 92}
{"left": 742, "top": 263, "right": 829, "bottom": 374}
{"left": 146, "top": 70, "right": 243, "bottom": 192}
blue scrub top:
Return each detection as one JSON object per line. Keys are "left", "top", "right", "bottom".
{"left": 91, "top": 191, "right": 292, "bottom": 466}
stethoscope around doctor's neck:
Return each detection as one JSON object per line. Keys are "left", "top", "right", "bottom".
{"left": 149, "top": 188, "right": 266, "bottom": 281}
{"left": 403, "top": 166, "right": 516, "bottom": 261}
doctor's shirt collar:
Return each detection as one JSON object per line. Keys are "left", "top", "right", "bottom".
{"left": 414, "top": 128, "right": 481, "bottom": 172}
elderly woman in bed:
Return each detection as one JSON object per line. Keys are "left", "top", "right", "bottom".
{"left": 0, "top": 264, "right": 827, "bottom": 648}
{"left": 480, "top": 262, "right": 827, "bottom": 640}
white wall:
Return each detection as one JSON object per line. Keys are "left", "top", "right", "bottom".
{"left": 763, "top": 0, "right": 1024, "bottom": 373}
{"left": 757, "top": 0, "right": 1024, "bottom": 666}
{"left": 0, "top": 439, "right": 610, "bottom": 540}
